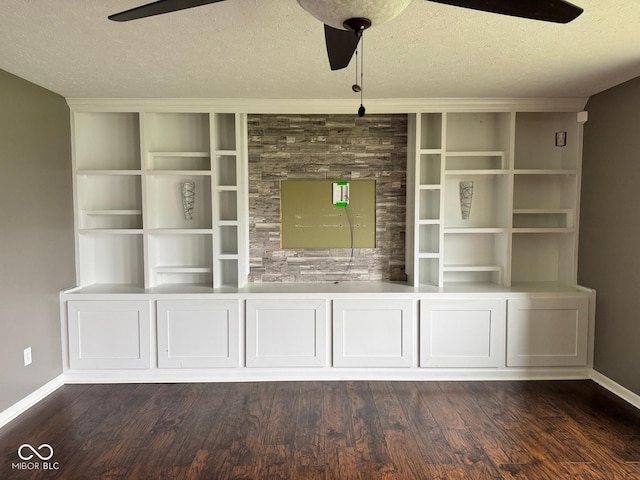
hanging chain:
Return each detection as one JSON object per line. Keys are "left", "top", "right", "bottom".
{"left": 360, "top": 33, "right": 364, "bottom": 106}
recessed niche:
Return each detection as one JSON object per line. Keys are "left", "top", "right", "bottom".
{"left": 280, "top": 180, "right": 376, "bottom": 249}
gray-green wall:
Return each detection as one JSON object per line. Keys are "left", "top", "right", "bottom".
{"left": 0, "top": 70, "right": 74, "bottom": 412}
{"left": 580, "top": 76, "right": 640, "bottom": 396}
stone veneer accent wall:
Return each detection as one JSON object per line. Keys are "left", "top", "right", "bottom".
{"left": 248, "top": 114, "right": 407, "bottom": 283}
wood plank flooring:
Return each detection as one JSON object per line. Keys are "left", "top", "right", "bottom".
{"left": 1, "top": 380, "right": 640, "bottom": 479}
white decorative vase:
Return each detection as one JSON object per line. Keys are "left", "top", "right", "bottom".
{"left": 459, "top": 181, "right": 474, "bottom": 220}
{"left": 181, "top": 181, "right": 196, "bottom": 220}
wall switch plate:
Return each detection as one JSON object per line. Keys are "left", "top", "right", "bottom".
{"left": 332, "top": 181, "right": 349, "bottom": 207}
{"left": 24, "top": 347, "right": 32, "bottom": 366}
{"left": 555, "top": 131, "right": 567, "bottom": 147}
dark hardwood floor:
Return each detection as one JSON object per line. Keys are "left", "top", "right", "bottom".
{"left": 1, "top": 380, "right": 640, "bottom": 479}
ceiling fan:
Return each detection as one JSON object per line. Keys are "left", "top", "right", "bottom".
{"left": 109, "top": 0, "right": 583, "bottom": 71}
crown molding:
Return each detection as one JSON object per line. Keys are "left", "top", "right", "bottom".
{"left": 66, "top": 97, "right": 588, "bottom": 113}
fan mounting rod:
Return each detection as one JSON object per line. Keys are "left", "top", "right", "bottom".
{"left": 343, "top": 18, "right": 372, "bottom": 36}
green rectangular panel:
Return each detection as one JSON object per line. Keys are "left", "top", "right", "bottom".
{"left": 281, "top": 180, "right": 376, "bottom": 249}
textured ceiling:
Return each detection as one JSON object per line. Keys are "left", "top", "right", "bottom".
{"left": 1, "top": 0, "right": 640, "bottom": 100}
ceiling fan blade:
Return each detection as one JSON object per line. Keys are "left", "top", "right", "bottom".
{"left": 324, "top": 25, "right": 361, "bottom": 71}
{"left": 427, "top": 0, "right": 583, "bottom": 23}
{"left": 109, "top": 0, "right": 228, "bottom": 22}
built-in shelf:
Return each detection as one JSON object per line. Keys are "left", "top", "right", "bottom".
{"left": 147, "top": 228, "right": 214, "bottom": 234}
{"left": 154, "top": 266, "right": 213, "bottom": 273}
{"left": 72, "top": 109, "right": 247, "bottom": 289}
{"left": 443, "top": 264, "right": 502, "bottom": 272}
{"left": 444, "top": 227, "right": 508, "bottom": 234}
{"left": 445, "top": 170, "right": 510, "bottom": 176}
{"left": 407, "top": 109, "right": 584, "bottom": 288}
{"left": 149, "top": 170, "right": 212, "bottom": 176}
{"left": 514, "top": 169, "right": 577, "bottom": 175}
{"left": 77, "top": 170, "right": 142, "bottom": 175}
{"left": 78, "top": 229, "right": 143, "bottom": 235}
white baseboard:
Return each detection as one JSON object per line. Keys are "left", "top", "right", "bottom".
{"left": 0, "top": 375, "right": 65, "bottom": 429}
{"left": 61, "top": 366, "right": 593, "bottom": 384}
{"left": 591, "top": 370, "right": 640, "bottom": 410}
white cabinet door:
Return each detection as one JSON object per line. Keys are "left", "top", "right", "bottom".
{"left": 246, "top": 299, "right": 327, "bottom": 367}
{"left": 67, "top": 300, "right": 150, "bottom": 369}
{"left": 157, "top": 300, "right": 239, "bottom": 368}
{"left": 507, "top": 296, "right": 589, "bottom": 367}
{"left": 333, "top": 299, "right": 414, "bottom": 367}
{"left": 420, "top": 299, "right": 505, "bottom": 368}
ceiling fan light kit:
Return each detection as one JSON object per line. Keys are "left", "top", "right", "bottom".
{"left": 296, "top": 0, "right": 413, "bottom": 29}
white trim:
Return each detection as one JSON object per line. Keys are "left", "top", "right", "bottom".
{"left": 61, "top": 367, "right": 593, "bottom": 384}
{"left": 66, "top": 97, "right": 588, "bottom": 114}
{"left": 0, "top": 375, "right": 65, "bottom": 429}
{"left": 591, "top": 370, "right": 640, "bottom": 411}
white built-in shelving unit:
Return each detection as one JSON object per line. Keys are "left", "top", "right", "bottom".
{"left": 61, "top": 99, "right": 595, "bottom": 381}
{"left": 406, "top": 109, "right": 586, "bottom": 288}
{"left": 72, "top": 109, "right": 248, "bottom": 289}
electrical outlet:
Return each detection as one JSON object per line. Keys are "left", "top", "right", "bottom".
{"left": 23, "top": 347, "right": 32, "bottom": 366}
{"left": 332, "top": 181, "right": 350, "bottom": 207}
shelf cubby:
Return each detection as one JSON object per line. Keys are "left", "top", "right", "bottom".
{"left": 445, "top": 152, "right": 507, "bottom": 171}
{"left": 80, "top": 210, "right": 142, "bottom": 230}
{"left": 152, "top": 268, "right": 213, "bottom": 287}
{"left": 419, "top": 154, "right": 442, "bottom": 185}
{"left": 74, "top": 112, "right": 140, "bottom": 171}
{"left": 218, "top": 225, "right": 239, "bottom": 255}
{"left": 147, "top": 152, "right": 211, "bottom": 171}
{"left": 443, "top": 231, "right": 508, "bottom": 266}
{"left": 512, "top": 209, "right": 574, "bottom": 230}
{"left": 514, "top": 112, "right": 579, "bottom": 170}
{"left": 445, "top": 112, "right": 512, "bottom": 153}
{"left": 145, "top": 113, "right": 210, "bottom": 152}
{"left": 444, "top": 174, "right": 510, "bottom": 229}
{"left": 418, "top": 188, "right": 441, "bottom": 221}
{"left": 513, "top": 173, "right": 577, "bottom": 211}
{"left": 147, "top": 233, "right": 213, "bottom": 287}
{"left": 418, "top": 258, "right": 440, "bottom": 286}
{"left": 76, "top": 174, "right": 142, "bottom": 214}
{"left": 442, "top": 267, "right": 502, "bottom": 285}
{"left": 418, "top": 223, "right": 440, "bottom": 254}
{"left": 146, "top": 175, "right": 212, "bottom": 229}
{"left": 217, "top": 259, "right": 239, "bottom": 287}
{"left": 78, "top": 233, "right": 144, "bottom": 287}
{"left": 218, "top": 190, "right": 238, "bottom": 222}
{"left": 214, "top": 113, "right": 237, "bottom": 151}
{"left": 511, "top": 232, "right": 576, "bottom": 285}
{"left": 443, "top": 231, "right": 509, "bottom": 285}
{"left": 419, "top": 113, "right": 442, "bottom": 150}
{"left": 216, "top": 155, "right": 238, "bottom": 186}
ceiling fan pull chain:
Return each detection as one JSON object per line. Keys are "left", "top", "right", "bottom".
{"left": 352, "top": 48, "right": 361, "bottom": 93}
{"left": 355, "top": 48, "right": 358, "bottom": 87}
{"left": 361, "top": 33, "right": 364, "bottom": 100}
